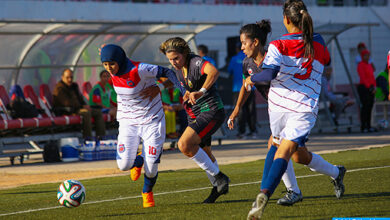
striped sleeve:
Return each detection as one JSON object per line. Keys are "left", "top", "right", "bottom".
{"left": 262, "top": 42, "right": 281, "bottom": 71}
{"left": 138, "top": 63, "right": 159, "bottom": 78}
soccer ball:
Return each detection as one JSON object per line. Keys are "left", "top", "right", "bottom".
{"left": 57, "top": 179, "right": 86, "bottom": 208}
{"left": 378, "top": 119, "right": 389, "bottom": 129}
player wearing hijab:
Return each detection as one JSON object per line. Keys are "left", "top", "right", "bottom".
{"left": 160, "top": 37, "right": 230, "bottom": 203}
{"left": 246, "top": 1, "right": 346, "bottom": 219}
{"left": 100, "top": 44, "right": 185, "bottom": 208}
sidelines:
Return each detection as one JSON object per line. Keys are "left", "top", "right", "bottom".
{"left": 1, "top": 165, "right": 389, "bottom": 217}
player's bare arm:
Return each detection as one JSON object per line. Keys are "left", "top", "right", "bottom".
{"left": 188, "top": 62, "right": 219, "bottom": 105}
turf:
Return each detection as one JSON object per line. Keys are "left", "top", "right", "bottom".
{"left": 1, "top": 146, "right": 390, "bottom": 219}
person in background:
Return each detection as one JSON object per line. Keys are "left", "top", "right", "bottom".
{"left": 355, "top": 42, "right": 375, "bottom": 72}
{"left": 321, "top": 66, "right": 355, "bottom": 125}
{"left": 375, "top": 64, "right": 389, "bottom": 102}
{"left": 53, "top": 68, "right": 106, "bottom": 138}
{"left": 89, "top": 70, "right": 117, "bottom": 119}
{"left": 198, "top": 44, "right": 217, "bottom": 67}
{"left": 357, "top": 49, "right": 377, "bottom": 132}
{"left": 228, "top": 41, "right": 257, "bottom": 139}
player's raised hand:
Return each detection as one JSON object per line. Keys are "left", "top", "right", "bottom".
{"left": 140, "top": 85, "right": 160, "bottom": 101}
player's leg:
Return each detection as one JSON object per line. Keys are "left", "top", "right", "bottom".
{"left": 202, "top": 140, "right": 224, "bottom": 203}
{"left": 293, "top": 147, "right": 346, "bottom": 199}
{"left": 116, "top": 120, "right": 141, "bottom": 172}
{"left": 140, "top": 118, "right": 165, "bottom": 208}
{"left": 179, "top": 109, "right": 229, "bottom": 196}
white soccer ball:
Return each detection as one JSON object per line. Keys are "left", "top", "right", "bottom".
{"left": 57, "top": 179, "right": 86, "bottom": 208}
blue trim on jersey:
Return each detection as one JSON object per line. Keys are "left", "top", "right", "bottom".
{"left": 262, "top": 64, "right": 281, "bottom": 71}
{"left": 291, "top": 133, "right": 309, "bottom": 147}
{"left": 250, "top": 68, "right": 278, "bottom": 84}
{"left": 278, "top": 32, "right": 326, "bottom": 47}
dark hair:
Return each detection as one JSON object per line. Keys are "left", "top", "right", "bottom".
{"left": 197, "top": 44, "right": 208, "bottom": 55}
{"left": 240, "top": 19, "right": 272, "bottom": 47}
{"left": 100, "top": 70, "right": 109, "bottom": 78}
{"left": 159, "top": 37, "right": 191, "bottom": 56}
{"left": 283, "top": 0, "right": 314, "bottom": 58}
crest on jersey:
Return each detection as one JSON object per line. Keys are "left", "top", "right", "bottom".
{"left": 180, "top": 82, "right": 184, "bottom": 87}
{"left": 195, "top": 60, "right": 202, "bottom": 66}
{"left": 188, "top": 80, "right": 193, "bottom": 88}
{"left": 248, "top": 68, "right": 253, "bottom": 75}
{"left": 118, "top": 144, "right": 125, "bottom": 153}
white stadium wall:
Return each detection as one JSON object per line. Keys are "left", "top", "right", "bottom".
{"left": 1, "top": 0, "right": 390, "bottom": 87}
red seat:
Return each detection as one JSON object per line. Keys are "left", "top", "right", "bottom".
{"left": 39, "top": 84, "right": 82, "bottom": 126}
{"left": 82, "top": 82, "right": 92, "bottom": 102}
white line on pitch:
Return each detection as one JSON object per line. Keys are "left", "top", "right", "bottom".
{"left": 1, "top": 165, "right": 389, "bottom": 217}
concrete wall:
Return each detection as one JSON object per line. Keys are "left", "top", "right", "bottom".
{"left": 2, "top": 0, "right": 390, "bottom": 86}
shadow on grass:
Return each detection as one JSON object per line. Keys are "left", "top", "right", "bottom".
{"left": 97, "top": 212, "right": 155, "bottom": 218}
{"left": 3, "top": 190, "right": 54, "bottom": 195}
{"left": 302, "top": 191, "right": 390, "bottom": 200}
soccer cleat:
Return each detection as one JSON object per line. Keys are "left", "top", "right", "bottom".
{"left": 130, "top": 166, "right": 142, "bottom": 181}
{"left": 247, "top": 192, "right": 269, "bottom": 220}
{"left": 130, "top": 152, "right": 143, "bottom": 181}
{"left": 203, "top": 186, "right": 223, "bottom": 203}
{"left": 214, "top": 172, "right": 230, "bottom": 194}
{"left": 142, "top": 192, "right": 155, "bottom": 208}
{"left": 276, "top": 190, "right": 303, "bottom": 206}
{"left": 332, "top": 165, "right": 346, "bottom": 199}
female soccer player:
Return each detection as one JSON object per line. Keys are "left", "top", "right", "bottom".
{"left": 246, "top": 1, "right": 346, "bottom": 219}
{"left": 228, "top": 19, "right": 303, "bottom": 206}
{"left": 100, "top": 44, "right": 185, "bottom": 208}
{"left": 159, "top": 37, "right": 230, "bottom": 203}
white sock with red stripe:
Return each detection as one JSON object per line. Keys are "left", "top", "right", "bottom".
{"left": 281, "top": 160, "right": 301, "bottom": 194}
{"left": 190, "top": 148, "right": 220, "bottom": 177}
{"left": 206, "top": 160, "right": 219, "bottom": 186}
{"left": 307, "top": 153, "right": 339, "bottom": 179}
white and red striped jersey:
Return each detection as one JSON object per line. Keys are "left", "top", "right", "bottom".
{"left": 111, "top": 59, "right": 164, "bottom": 125}
{"left": 263, "top": 32, "right": 330, "bottom": 114}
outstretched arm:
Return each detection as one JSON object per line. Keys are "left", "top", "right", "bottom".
{"left": 157, "top": 66, "right": 186, "bottom": 96}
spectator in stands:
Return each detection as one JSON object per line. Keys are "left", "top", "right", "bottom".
{"left": 355, "top": 42, "right": 375, "bottom": 71}
{"left": 89, "top": 70, "right": 117, "bottom": 119}
{"left": 357, "top": 49, "right": 377, "bottom": 132}
{"left": 197, "top": 44, "right": 217, "bottom": 67}
{"left": 53, "top": 68, "right": 106, "bottom": 138}
{"left": 227, "top": 42, "right": 257, "bottom": 139}
{"left": 375, "top": 64, "right": 389, "bottom": 101}
{"left": 320, "top": 66, "right": 355, "bottom": 125}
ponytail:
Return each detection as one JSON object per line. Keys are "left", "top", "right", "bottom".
{"left": 283, "top": 0, "right": 314, "bottom": 58}
{"left": 301, "top": 10, "right": 314, "bottom": 58}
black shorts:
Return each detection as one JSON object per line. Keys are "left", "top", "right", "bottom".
{"left": 188, "top": 108, "right": 225, "bottom": 148}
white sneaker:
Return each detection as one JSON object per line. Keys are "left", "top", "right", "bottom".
{"left": 247, "top": 192, "right": 268, "bottom": 220}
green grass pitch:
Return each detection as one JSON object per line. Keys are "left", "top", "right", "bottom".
{"left": 1, "top": 146, "right": 390, "bottom": 219}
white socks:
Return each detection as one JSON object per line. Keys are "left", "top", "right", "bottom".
{"left": 307, "top": 153, "right": 339, "bottom": 179}
{"left": 190, "top": 148, "right": 220, "bottom": 177}
{"left": 206, "top": 161, "right": 219, "bottom": 186}
{"left": 281, "top": 159, "right": 301, "bottom": 194}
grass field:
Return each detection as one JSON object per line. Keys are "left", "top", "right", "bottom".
{"left": 1, "top": 146, "right": 390, "bottom": 219}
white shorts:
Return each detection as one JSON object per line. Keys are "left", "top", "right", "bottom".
{"left": 269, "top": 112, "right": 316, "bottom": 147}
{"left": 116, "top": 118, "right": 165, "bottom": 171}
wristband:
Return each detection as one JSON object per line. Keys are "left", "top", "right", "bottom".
{"left": 157, "top": 83, "right": 164, "bottom": 92}
{"left": 199, "top": 87, "right": 207, "bottom": 94}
